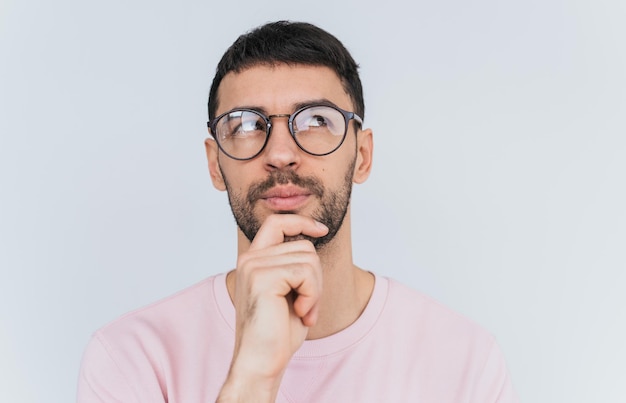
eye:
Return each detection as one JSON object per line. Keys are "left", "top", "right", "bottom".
{"left": 238, "top": 117, "right": 265, "bottom": 133}
{"left": 219, "top": 111, "right": 266, "bottom": 139}
{"left": 307, "top": 115, "right": 329, "bottom": 127}
{"left": 295, "top": 106, "right": 340, "bottom": 133}
{"left": 293, "top": 105, "right": 345, "bottom": 136}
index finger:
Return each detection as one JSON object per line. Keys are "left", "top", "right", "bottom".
{"left": 249, "top": 214, "right": 329, "bottom": 251}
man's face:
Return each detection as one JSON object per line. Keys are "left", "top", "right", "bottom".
{"left": 206, "top": 64, "right": 370, "bottom": 248}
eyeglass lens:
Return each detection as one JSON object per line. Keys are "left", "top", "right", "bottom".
{"left": 214, "top": 105, "right": 347, "bottom": 160}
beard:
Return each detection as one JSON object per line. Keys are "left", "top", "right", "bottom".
{"left": 221, "top": 157, "right": 355, "bottom": 249}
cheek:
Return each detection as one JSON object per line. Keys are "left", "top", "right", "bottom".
{"left": 220, "top": 160, "right": 254, "bottom": 191}
{"left": 224, "top": 176, "right": 247, "bottom": 196}
{"left": 325, "top": 148, "right": 357, "bottom": 182}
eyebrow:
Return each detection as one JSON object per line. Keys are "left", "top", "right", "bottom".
{"left": 231, "top": 98, "right": 341, "bottom": 115}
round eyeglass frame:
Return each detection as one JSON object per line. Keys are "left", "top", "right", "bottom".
{"left": 207, "top": 103, "right": 363, "bottom": 161}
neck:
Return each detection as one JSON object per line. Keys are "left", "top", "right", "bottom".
{"left": 229, "top": 209, "right": 374, "bottom": 339}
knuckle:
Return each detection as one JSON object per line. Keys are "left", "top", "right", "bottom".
{"left": 288, "top": 264, "right": 305, "bottom": 279}
{"left": 291, "top": 261, "right": 316, "bottom": 278}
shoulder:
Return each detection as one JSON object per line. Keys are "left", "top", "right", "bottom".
{"left": 99, "top": 275, "right": 219, "bottom": 337}
{"left": 373, "top": 276, "right": 518, "bottom": 401}
{"left": 384, "top": 277, "right": 488, "bottom": 326}
{"left": 77, "top": 273, "right": 232, "bottom": 401}
{"left": 378, "top": 275, "right": 497, "bottom": 353}
{"left": 84, "top": 272, "right": 232, "bottom": 364}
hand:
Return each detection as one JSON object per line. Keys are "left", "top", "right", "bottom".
{"left": 218, "top": 214, "right": 329, "bottom": 402}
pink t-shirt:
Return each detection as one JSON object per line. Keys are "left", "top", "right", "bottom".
{"left": 78, "top": 273, "right": 518, "bottom": 402}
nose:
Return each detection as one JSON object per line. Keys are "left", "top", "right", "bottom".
{"left": 262, "top": 115, "right": 301, "bottom": 171}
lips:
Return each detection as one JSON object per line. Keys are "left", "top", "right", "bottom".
{"left": 259, "top": 185, "right": 312, "bottom": 211}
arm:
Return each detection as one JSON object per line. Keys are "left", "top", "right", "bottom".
{"left": 217, "top": 214, "right": 328, "bottom": 402}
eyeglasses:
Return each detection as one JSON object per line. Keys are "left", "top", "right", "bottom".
{"left": 207, "top": 103, "right": 363, "bottom": 160}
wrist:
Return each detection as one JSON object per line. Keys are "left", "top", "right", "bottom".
{"left": 217, "top": 368, "right": 283, "bottom": 403}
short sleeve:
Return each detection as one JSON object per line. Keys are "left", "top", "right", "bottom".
{"left": 471, "top": 341, "right": 519, "bottom": 403}
{"left": 77, "top": 334, "right": 138, "bottom": 403}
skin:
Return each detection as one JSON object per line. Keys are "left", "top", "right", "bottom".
{"left": 204, "top": 64, "right": 374, "bottom": 402}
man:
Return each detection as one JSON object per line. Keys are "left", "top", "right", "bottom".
{"left": 78, "top": 21, "right": 518, "bottom": 402}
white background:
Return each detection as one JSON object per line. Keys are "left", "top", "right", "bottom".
{"left": 1, "top": 0, "right": 625, "bottom": 402}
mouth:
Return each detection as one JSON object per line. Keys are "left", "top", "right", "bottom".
{"left": 259, "top": 185, "right": 313, "bottom": 211}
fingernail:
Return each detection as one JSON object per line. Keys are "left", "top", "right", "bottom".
{"left": 316, "top": 221, "right": 329, "bottom": 231}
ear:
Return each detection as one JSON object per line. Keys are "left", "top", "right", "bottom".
{"left": 204, "top": 137, "right": 227, "bottom": 191}
{"left": 353, "top": 128, "right": 373, "bottom": 184}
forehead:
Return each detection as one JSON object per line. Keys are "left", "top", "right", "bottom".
{"left": 216, "top": 64, "right": 353, "bottom": 115}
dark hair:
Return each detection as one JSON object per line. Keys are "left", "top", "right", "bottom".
{"left": 207, "top": 21, "right": 364, "bottom": 121}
